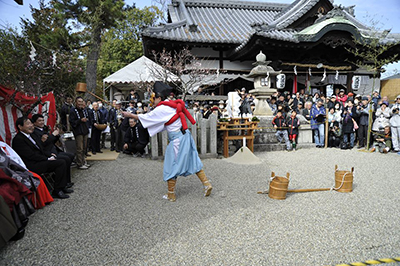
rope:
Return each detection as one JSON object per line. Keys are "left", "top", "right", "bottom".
{"left": 331, "top": 171, "right": 351, "bottom": 191}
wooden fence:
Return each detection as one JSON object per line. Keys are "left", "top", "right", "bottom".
{"left": 149, "top": 112, "right": 218, "bottom": 160}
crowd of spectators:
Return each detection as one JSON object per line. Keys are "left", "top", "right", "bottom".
{"left": 265, "top": 88, "right": 400, "bottom": 153}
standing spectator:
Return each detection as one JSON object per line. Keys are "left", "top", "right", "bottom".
{"left": 327, "top": 95, "right": 337, "bottom": 110}
{"left": 287, "top": 110, "right": 300, "bottom": 150}
{"left": 89, "top": 102, "right": 106, "bottom": 155}
{"left": 391, "top": 95, "right": 400, "bottom": 113}
{"left": 126, "top": 89, "right": 140, "bottom": 103}
{"left": 371, "top": 90, "right": 381, "bottom": 109}
{"left": 336, "top": 89, "right": 348, "bottom": 105}
{"left": 60, "top": 96, "right": 74, "bottom": 132}
{"left": 389, "top": 106, "right": 400, "bottom": 152}
{"left": 203, "top": 105, "right": 212, "bottom": 119}
{"left": 126, "top": 101, "right": 136, "bottom": 113}
{"left": 123, "top": 118, "right": 149, "bottom": 157}
{"left": 310, "top": 99, "right": 326, "bottom": 148}
{"left": 272, "top": 110, "right": 291, "bottom": 150}
{"left": 86, "top": 99, "right": 93, "bottom": 109}
{"left": 328, "top": 107, "right": 342, "bottom": 127}
{"left": 269, "top": 96, "right": 277, "bottom": 114}
{"left": 341, "top": 100, "right": 357, "bottom": 149}
{"left": 109, "top": 101, "right": 125, "bottom": 152}
{"left": 108, "top": 100, "right": 117, "bottom": 151}
{"left": 302, "top": 101, "right": 312, "bottom": 121}
{"left": 69, "top": 97, "right": 90, "bottom": 170}
{"left": 372, "top": 101, "right": 391, "bottom": 132}
{"left": 97, "top": 101, "right": 109, "bottom": 149}
{"left": 356, "top": 96, "right": 374, "bottom": 148}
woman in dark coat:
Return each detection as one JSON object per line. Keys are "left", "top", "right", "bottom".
{"left": 341, "top": 100, "right": 357, "bottom": 149}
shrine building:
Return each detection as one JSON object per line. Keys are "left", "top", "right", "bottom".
{"left": 141, "top": 0, "right": 400, "bottom": 96}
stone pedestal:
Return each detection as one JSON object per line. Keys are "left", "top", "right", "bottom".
{"left": 252, "top": 116, "right": 314, "bottom": 152}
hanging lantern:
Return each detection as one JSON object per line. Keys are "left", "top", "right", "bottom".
{"left": 276, "top": 74, "right": 286, "bottom": 89}
{"left": 352, "top": 76, "right": 361, "bottom": 90}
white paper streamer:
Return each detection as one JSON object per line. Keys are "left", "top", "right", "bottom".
{"left": 52, "top": 52, "right": 57, "bottom": 66}
{"left": 308, "top": 67, "right": 312, "bottom": 76}
{"left": 335, "top": 70, "right": 339, "bottom": 80}
{"left": 29, "top": 41, "right": 36, "bottom": 62}
{"left": 321, "top": 68, "right": 326, "bottom": 82}
{"left": 294, "top": 66, "right": 297, "bottom": 76}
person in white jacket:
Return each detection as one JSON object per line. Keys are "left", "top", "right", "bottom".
{"left": 389, "top": 105, "right": 400, "bottom": 152}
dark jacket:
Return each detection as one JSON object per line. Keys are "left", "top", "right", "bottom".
{"left": 356, "top": 104, "right": 374, "bottom": 126}
{"left": 124, "top": 122, "right": 150, "bottom": 146}
{"left": 32, "top": 127, "right": 59, "bottom": 155}
{"left": 342, "top": 106, "right": 357, "bottom": 134}
{"left": 11, "top": 132, "right": 50, "bottom": 170}
{"left": 88, "top": 108, "right": 107, "bottom": 127}
{"left": 272, "top": 115, "right": 287, "bottom": 130}
{"left": 287, "top": 116, "right": 300, "bottom": 135}
{"left": 69, "top": 107, "right": 89, "bottom": 136}
{"left": 109, "top": 108, "right": 125, "bottom": 128}
{"left": 60, "top": 103, "right": 74, "bottom": 130}
{"left": 98, "top": 106, "right": 109, "bottom": 122}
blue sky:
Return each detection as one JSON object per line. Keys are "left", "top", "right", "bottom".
{"left": 1, "top": 0, "right": 399, "bottom": 77}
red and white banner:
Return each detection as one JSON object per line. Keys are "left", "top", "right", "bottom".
{"left": 0, "top": 85, "right": 57, "bottom": 145}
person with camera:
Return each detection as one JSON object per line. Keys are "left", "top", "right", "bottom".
{"left": 272, "top": 110, "right": 291, "bottom": 150}
{"left": 390, "top": 97, "right": 400, "bottom": 153}
{"left": 341, "top": 100, "right": 357, "bottom": 149}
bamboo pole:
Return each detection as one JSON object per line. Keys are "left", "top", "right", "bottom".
{"left": 287, "top": 188, "right": 331, "bottom": 193}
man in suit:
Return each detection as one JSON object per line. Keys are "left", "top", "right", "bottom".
{"left": 123, "top": 118, "right": 149, "bottom": 157}
{"left": 31, "top": 114, "right": 74, "bottom": 188}
{"left": 12, "top": 117, "right": 72, "bottom": 199}
{"left": 89, "top": 102, "right": 106, "bottom": 154}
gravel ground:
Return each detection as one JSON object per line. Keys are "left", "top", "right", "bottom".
{"left": 1, "top": 148, "right": 400, "bottom": 266}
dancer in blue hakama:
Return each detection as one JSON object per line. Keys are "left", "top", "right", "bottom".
{"left": 122, "top": 82, "right": 212, "bottom": 202}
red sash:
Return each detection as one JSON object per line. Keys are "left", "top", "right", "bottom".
{"left": 156, "top": 99, "right": 196, "bottom": 130}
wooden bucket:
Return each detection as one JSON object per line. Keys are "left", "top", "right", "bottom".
{"left": 76, "top": 82, "right": 87, "bottom": 93}
{"left": 268, "top": 172, "right": 290, "bottom": 200}
{"left": 334, "top": 165, "right": 354, "bottom": 193}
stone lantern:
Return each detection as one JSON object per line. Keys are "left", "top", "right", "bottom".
{"left": 247, "top": 51, "right": 280, "bottom": 116}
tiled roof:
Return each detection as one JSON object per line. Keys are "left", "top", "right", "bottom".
{"left": 142, "top": 0, "right": 289, "bottom": 44}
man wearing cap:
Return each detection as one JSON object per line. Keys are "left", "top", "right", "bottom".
{"left": 122, "top": 82, "right": 212, "bottom": 202}
{"left": 389, "top": 95, "right": 400, "bottom": 152}
{"left": 310, "top": 98, "right": 326, "bottom": 148}
{"left": 356, "top": 96, "right": 374, "bottom": 148}
{"left": 327, "top": 95, "right": 337, "bottom": 110}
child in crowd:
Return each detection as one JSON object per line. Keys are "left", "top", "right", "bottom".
{"left": 272, "top": 110, "right": 291, "bottom": 150}
{"left": 287, "top": 110, "right": 300, "bottom": 150}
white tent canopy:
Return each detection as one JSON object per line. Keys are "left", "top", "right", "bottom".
{"left": 103, "top": 55, "right": 178, "bottom": 88}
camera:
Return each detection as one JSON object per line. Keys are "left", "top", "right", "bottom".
{"left": 393, "top": 108, "right": 399, "bottom": 114}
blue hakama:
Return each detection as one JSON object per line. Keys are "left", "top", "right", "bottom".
{"left": 163, "top": 129, "right": 203, "bottom": 181}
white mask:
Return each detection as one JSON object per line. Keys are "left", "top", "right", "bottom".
{"left": 98, "top": 103, "right": 103, "bottom": 108}
{"left": 193, "top": 107, "right": 198, "bottom": 111}
{"left": 219, "top": 105, "right": 224, "bottom": 109}
{"left": 137, "top": 103, "right": 142, "bottom": 107}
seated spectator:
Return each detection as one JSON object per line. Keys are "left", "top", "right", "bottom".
{"left": 269, "top": 96, "right": 277, "bottom": 114}
{"left": 389, "top": 106, "right": 400, "bottom": 153}
{"left": 328, "top": 122, "right": 342, "bottom": 148}
{"left": 371, "top": 126, "right": 392, "bottom": 153}
{"left": 287, "top": 110, "right": 300, "bottom": 150}
{"left": 123, "top": 118, "right": 150, "bottom": 157}
{"left": 31, "top": 114, "right": 74, "bottom": 188}
{"left": 12, "top": 117, "right": 72, "bottom": 199}
{"left": 0, "top": 142, "right": 53, "bottom": 209}
{"left": 372, "top": 101, "right": 391, "bottom": 132}
{"left": 272, "top": 110, "right": 291, "bottom": 150}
